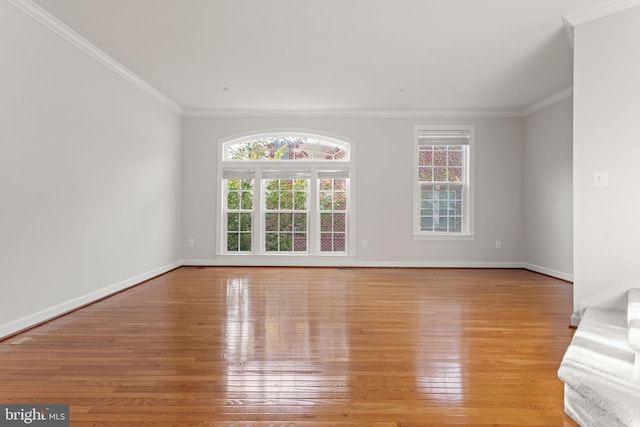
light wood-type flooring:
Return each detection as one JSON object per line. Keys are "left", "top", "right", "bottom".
{"left": 0, "top": 267, "right": 577, "bottom": 426}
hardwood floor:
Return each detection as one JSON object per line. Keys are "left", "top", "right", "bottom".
{"left": 0, "top": 267, "right": 577, "bottom": 426}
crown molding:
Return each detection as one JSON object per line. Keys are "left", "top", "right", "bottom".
{"left": 562, "top": 0, "right": 640, "bottom": 48}
{"left": 8, "top": 0, "right": 184, "bottom": 114}
{"left": 521, "top": 86, "right": 573, "bottom": 116}
{"left": 563, "top": 0, "right": 640, "bottom": 27}
{"left": 184, "top": 108, "right": 524, "bottom": 119}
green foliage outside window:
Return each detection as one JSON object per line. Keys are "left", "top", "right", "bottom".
{"left": 264, "top": 179, "right": 308, "bottom": 252}
{"left": 226, "top": 179, "right": 253, "bottom": 251}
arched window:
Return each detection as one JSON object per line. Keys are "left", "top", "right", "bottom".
{"left": 218, "top": 132, "right": 353, "bottom": 256}
{"left": 223, "top": 133, "right": 349, "bottom": 161}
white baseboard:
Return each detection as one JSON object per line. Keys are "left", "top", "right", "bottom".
{"left": 0, "top": 261, "right": 181, "bottom": 340}
{"left": 571, "top": 311, "right": 582, "bottom": 327}
{"left": 181, "top": 257, "right": 525, "bottom": 269}
{"left": 1, "top": 259, "right": 573, "bottom": 340}
{"left": 521, "top": 263, "right": 573, "bottom": 282}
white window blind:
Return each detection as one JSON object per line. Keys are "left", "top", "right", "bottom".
{"left": 417, "top": 130, "right": 470, "bottom": 146}
{"left": 261, "top": 169, "right": 311, "bottom": 180}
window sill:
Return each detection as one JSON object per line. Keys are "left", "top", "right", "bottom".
{"left": 413, "top": 233, "right": 475, "bottom": 241}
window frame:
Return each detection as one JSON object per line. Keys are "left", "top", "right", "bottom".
{"left": 217, "top": 131, "right": 354, "bottom": 257}
{"left": 413, "top": 125, "right": 474, "bottom": 240}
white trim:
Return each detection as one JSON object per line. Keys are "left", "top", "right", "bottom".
{"left": 521, "top": 87, "right": 573, "bottom": 116}
{"left": 7, "top": 0, "right": 183, "bottom": 114}
{"left": 0, "top": 259, "right": 572, "bottom": 339}
{"left": 182, "top": 258, "right": 525, "bottom": 269}
{"left": 562, "top": 16, "right": 576, "bottom": 50}
{"left": 184, "top": 109, "right": 524, "bottom": 119}
{"left": 0, "top": 261, "right": 181, "bottom": 340}
{"left": 185, "top": 258, "right": 570, "bottom": 282}
{"left": 563, "top": 0, "right": 640, "bottom": 28}
{"left": 570, "top": 311, "right": 582, "bottom": 327}
{"left": 522, "top": 263, "right": 573, "bottom": 282}
{"left": 562, "top": 0, "right": 640, "bottom": 48}
{"left": 217, "top": 131, "right": 355, "bottom": 257}
{"left": 413, "top": 124, "right": 475, "bottom": 238}
{"left": 185, "top": 90, "right": 575, "bottom": 121}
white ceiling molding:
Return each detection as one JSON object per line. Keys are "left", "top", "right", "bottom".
{"left": 183, "top": 109, "right": 524, "bottom": 119}
{"left": 562, "top": 0, "right": 640, "bottom": 48}
{"left": 8, "top": 0, "right": 184, "bottom": 114}
{"left": 521, "top": 86, "right": 573, "bottom": 117}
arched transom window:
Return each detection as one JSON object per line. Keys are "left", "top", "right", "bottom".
{"left": 218, "top": 132, "right": 353, "bottom": 257}
{"left": 223, "top": 134, "right": 349, "bottom": 161}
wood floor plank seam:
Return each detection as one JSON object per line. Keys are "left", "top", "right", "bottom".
{"left": 0, "top": 267, "right": 577, "bottom": 426}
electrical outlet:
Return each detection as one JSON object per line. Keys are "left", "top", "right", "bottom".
{"left": 187, "top": 239, "right": 194, "bottom": 247}
{"left": 361, "top": 240, "right": 368, "bottom": 248}
{"left": 495, "top": 240, "right": 502, "bottom": 249}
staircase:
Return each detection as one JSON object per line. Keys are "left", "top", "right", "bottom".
{"left": 558, "top": 289, "right": 640, "bottom": 426}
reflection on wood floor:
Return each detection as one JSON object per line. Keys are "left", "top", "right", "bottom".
{"left": 0, "top": 267, "right": 577, "bottom": 426}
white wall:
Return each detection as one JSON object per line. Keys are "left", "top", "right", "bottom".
{"left": 182, "top": 116, "right": 525, "bottom": 266}
{"left": 0, "top": 1, "right": 183, "bottom": 337}
{"left": 573, "top": 6, "right": 640, "bottom": 312}
{"left": 524, "top": 97, "right": 573, "bottom": 281}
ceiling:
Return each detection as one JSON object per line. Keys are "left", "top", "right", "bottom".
{"left": 29, "top": 0, "right": 614, "bottom": 113}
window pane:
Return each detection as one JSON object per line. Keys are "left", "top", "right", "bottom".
{"left": 334, "top": 213, "right": 346, "bottom": 232}
{"left": 279, "top": 213, "right": 293, "bottom": 231}
{"left": 227, "top": 213, "right": 239, "bottom": 232}
{"left": 334, "top": 192, "right": 347, "bottom": 210}
{"left": 418, "top": 167, "right": 432, "bottom": 181}
{"left": 280, "top": 191, "right": 293, "bottom": 209}
{"left": 434, "top": 151, "right": 447, "bottom": 167}
{"left": 263, "top": 178, "right": 309, "bottom": 253}
{"left": 448, "top": 167, "right": 463, "bottom": 182}
{"left": 448, "top": 150, "right": 462, "bottom": 166}
{"left": 419, "top": 184, "right": 464, "bottom": 233}
{"left": 279, "top": 233, "right": 292, "bottom": 251}
{"left": 221, "top": 134, "right": 351, "bottom": 257}
{"left": 239, "top": 233, "right": 252, "bottom": 251}
{"left": 320, "top": 192, "right": 332, "bottom": 210}
{"left": 320, "top": 213, "right": 332, "bottom": 232}
{"left": 294, "top": 233, "right": 307, "bottom": 251}
{"left": 265, "top": 233, "right": 278, "bottom": 251}
{"left": 227, "top": 192, "right": 239, "bottom": 209}
{"left": 320, "top": 233, "right": 332, "bottom": 251}
{"left": 225, "top": 135, "right": 349, "bottom": 161}
{"left": 227, "top": 233, "right": 239, "bottom": 251}
{"left": 294, "top": 213, "right": 307, "bottom": 232}
{"left": 434, "top": 167, "right": 447, "bottom": 181}
{"left": 333, "top": 233, "right": 346, "bottom": 252}
{"left": 417, "top": 135, "right": 469, "bottom": 235}
{"left": 334, "top": 179, "right": 346, "bottom": 190}
{"left": 265, "top": 213, "right": 278, "bottom": 231}
{"left": 319, "top": 177, "right": 348, "bottom": 253}
{"left": 240, "top": 213, "right": 252, "bottom": 231}
{"left": 294, "top": 191, "right": 307, "bottom": 209}
{"left": 241, "top": 191, "right": 253, "bottom": 209}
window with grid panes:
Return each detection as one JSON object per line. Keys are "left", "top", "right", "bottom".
{"left": 223, "top": 170, "right": 254, "bottom": 252}
{"left": 414, "top": 126, "right": 473, "bottom": 238}
{"left": 263, "top": 171, "right": 310, "bottom": 252}
{"left": 319, "top": 170, "right": 349, "bottom": 253}
{"left": 218, "top": 133, "right": 353, "bottom": 255}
